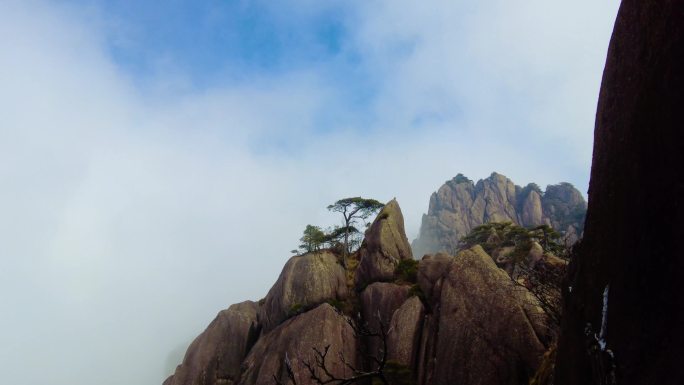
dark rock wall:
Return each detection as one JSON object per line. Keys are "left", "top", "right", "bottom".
{"left": 555, "top": 2, "right": 684, "bottom": 385}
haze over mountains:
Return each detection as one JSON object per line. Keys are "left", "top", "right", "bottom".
{"left": 413, "top": 172, "right": 587, "bottom": 257}
{"left": 163, "top": 173, "right": 584, "bottom": 385}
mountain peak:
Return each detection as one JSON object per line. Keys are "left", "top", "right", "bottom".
{"left": 412, "top": 172, "right": 586, "bottom": 257}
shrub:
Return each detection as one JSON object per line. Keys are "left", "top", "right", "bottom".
{"left": 395, "top": 258, "right": 419, "bottom": 283}
{"left": 326, "top": 298, "right": 344, "bottom": 311}
{"left": 287, "top": 303, "right": 303, "bottom": 317}
{"left": 408, "top": 284, "right": 426, "bottom": 302}
{"left": 374, "top": 361, "right": 415, "bottom": 385}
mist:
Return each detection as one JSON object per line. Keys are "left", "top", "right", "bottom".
{"left": 0, "top": 1, "right": 619, "bottom": 384}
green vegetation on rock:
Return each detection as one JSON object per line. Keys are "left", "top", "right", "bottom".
{"left": 395, "top": 258, "right": 418, "bottom": 283}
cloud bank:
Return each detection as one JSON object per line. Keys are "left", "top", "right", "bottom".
{"left": 0, "top": 1, "right": 619, "bottom": 384}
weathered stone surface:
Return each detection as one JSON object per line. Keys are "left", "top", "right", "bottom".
{"left": 429, "top": 246, "right": 548, "bottom": 385}
{"left": 387, "top": 296, "right": 425, "bottom": 368}
{"left": 360, "top": 282, "right": 410, "bottom": 327}
{"left": 478, "top": 172, "right": 520, "bottom": 223}
{"left": 541, "top": 183, "right": 587, "bottom": 244}
{"left": 355, "top": 199, "right": 413, "bottom": 288}
{"left": 412, "top": 173, "right": 586, "bottom": 257}
{"left": 359, "top": 282, "right": 410, "bottom": 358}
{"left": 555, "top": 2, "right": 684, "bottom": 385}
{"left": 416, "top": 252, "right": 452, "bottom": 302}
{"left": 165, "top": 301, "right": 259, "bottom": 385}
{"left": 258, "top": 251, "right": 348, "bottom": 332}
{"left": 520, "top": 188, "right": 544, "bottom": 227}
{"left": 239, "top": 304, "right": 357, "bottom": 385}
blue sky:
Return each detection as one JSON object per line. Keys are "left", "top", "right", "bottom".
{"left": 97, "top": 1, "right": 351, "bottom": 81}
{"left": 0, "top": 1, "right": 620, "bottom": 385}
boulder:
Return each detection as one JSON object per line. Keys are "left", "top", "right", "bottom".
{"left": 359, "top": 282, "right": 410, "bottom": 358}
{"left": 416, "top": 253, "right": 452, "bottom": 302}
{"left": 165, "top": 301, "right": 259, "bottom": 385}
{"left": 360, "top": 282, "right": 410, "bottom": 328}
{"left": 430, "top": 246, "right": 548, "bottom": 385}
{"left": 258, "top": 251, "right": 348, "bottom": 332}
{"left": 239, "top": 304, "right": 357, "bottom": 385}
{"left": 387, "top": 296, "right": 425, "bottom": 368}
{"left": 355, "top": 199, "right": 413, "bottom": 288}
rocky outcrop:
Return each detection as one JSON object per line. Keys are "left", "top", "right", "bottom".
{"left": 359, "top": 282, "right": 410, "bottom": 358}
{"left": 164, "top": 301, "right": 259, "bottom": 385}
{"left": 412, "top": 173, "right": 587, "bottom": 257}
{"left": 360, "top": 282, "right": 410, "bottom": 329}
{"left": 355, "top": 199, "right": 413, "bottom": 289}
{"left": 239, "top": 304, "right": 357, "bottom": 385}
{"left": 258, "top": 250, "right": 348, "bottom": 332}
{"left": 164, "top": 200, "right": 553, "bottom": 385}
{"left": 555, "top": 2, "right": 684, "bottom": 385}
{"left": 520, "top": 188, "right": 544, "bottom": 227}
{"left": 416, "top": 252, "right": 452, "bottom": 300}
{"left": 386, "top": 296, "right": 425, "bottom": 368}
{"left": 416, "top": 246, "right": 549, "bottom": 385}
{"left": 541, "top": 183, "right": 586, "bottom": 241}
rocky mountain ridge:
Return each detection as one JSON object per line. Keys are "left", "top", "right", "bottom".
{"left": 412, "top": 172, "right": 586, "bottom": 258}
{"left": 164, "top": 200, "right": 552, "bottom": 385}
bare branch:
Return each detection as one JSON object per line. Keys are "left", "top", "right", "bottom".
{"left": 274, "top": 312, "right": 396, "bottom": 385}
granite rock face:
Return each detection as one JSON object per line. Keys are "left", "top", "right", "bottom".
{"left": 239, "top": 304, "right": 357, "bottom": 385}
{"left": 386, "top": 296, "right": 425, "bottom": 368}
{"left": 258, "top": 250, "right": 348, "bottom": 332}
{"left": 359, "top": 282, "right": 410, "bottom": 358}
{"left": 416, "top": 246, "right": 549, "bottom": 385}
{"left": 555, "top": 2, "right": 684, "bottom": 385}
{"left": 412, "top": 173, "right": 587, "bottom": 257}
{"left": 360, "top": 282, "right": 410, "bottom": 330}
{"left": 355, "top": 199, "right": 413, "bottom": 289}
{"left": 164, "top": 301, "right": 259, "bottom": 385}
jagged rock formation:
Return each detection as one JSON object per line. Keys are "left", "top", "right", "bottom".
{"left": 412, "top": 173, "right": 586, "bottom": 257}
{"left": 555, "top": 2, "right": 684, "bottom": 385}
{"left": 164, "top": 200, "right": 552, "bottom": 385}
{"left": 164, "top": 301, "right": 259, "bottom": 385}
{"left": 355, "top": 198, "right": 413, "bottom": 289}
{"left": 258, "top": 250, "right": 348, "bottom": 333}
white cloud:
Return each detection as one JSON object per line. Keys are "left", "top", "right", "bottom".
{"left": 0, "top": 1, "right": 619, "bottom": 384}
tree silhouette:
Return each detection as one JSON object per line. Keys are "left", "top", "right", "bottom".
{"left": 327, "top": 198, "right": 384, "bottom": 267}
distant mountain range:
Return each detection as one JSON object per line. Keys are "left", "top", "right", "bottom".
{"left": 412, "top": 172, "right": 587, "bottom": 258}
